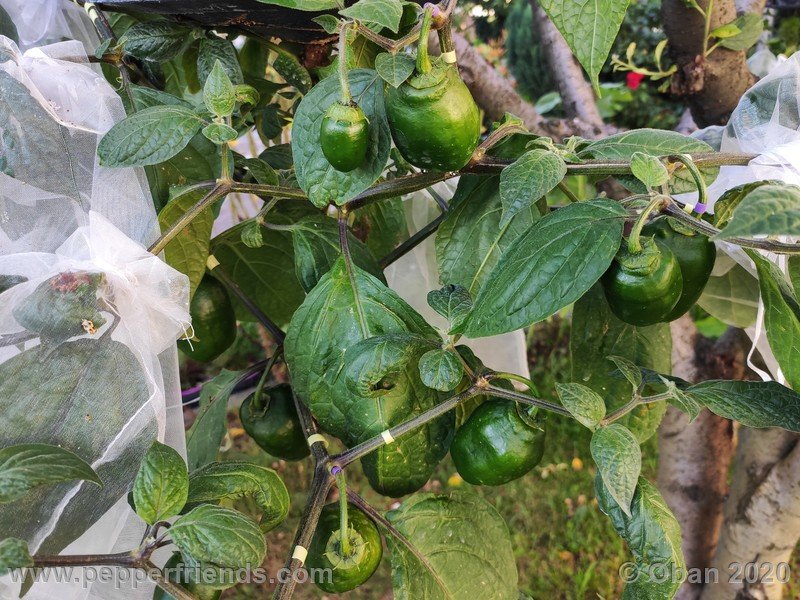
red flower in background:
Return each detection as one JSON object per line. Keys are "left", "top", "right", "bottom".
{"left": 626, "top": 72, "right": 646, "bottom": 90}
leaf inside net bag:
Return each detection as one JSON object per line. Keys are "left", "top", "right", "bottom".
{"left": 688, "top": 53, "right": 800, "bottom": 384}
{"left": 0, "top": 32, "right": 188, "bottom": 600}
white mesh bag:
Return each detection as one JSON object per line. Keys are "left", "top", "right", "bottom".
{"left": 0, "top": 27, "right": 188, "bottom": 600}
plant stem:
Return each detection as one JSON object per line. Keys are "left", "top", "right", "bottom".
{"left": 601, "top": 391, "right": 673, "bottom": 425}
{"left": 558, "top": 180, "right": 580, "bottom": 203}
{"left": 488, "top": 371, "right": 538, "bottom": 393}
{"left": 148, "top": 183, "right": 229, "bottom": 255}
{"left": 483, "top": 384, "right": 572, "bottom": 416}
{"left": 253, "top": 347, "right": 283, "bottom": 408}
{"left": 335, "top": 470, "right": 350, "bottom": 555}
{"left": 627, "top": 195, "right": 666, "bottom": 254}
{"left": 338, "top": 24, "right": 353, "bottom": 104}
{"left": 220, "top": 121, "right": 233, "bottom": 181}
{"left": 379, "top": 212, "right": 447, "bottom": 268}
{"left": 208, "top": 260, "right": 286, "bottom": 343}
{"left": 272, "top": 464, "right": 334, "bottom": 600}
{"left": 416, "top": 7, "right": 434, "bottom": 74}
{"left": 335, "top": 386, "right": 480, "bottom": 467}
{"left": 668, "top": 154, "right": 708, "bottom": 208}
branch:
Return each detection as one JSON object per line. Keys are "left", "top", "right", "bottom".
{"left": 530, "top": 0, "right": 606, "bottom": 131}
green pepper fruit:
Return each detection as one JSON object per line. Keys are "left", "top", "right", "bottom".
{"left": 307, "top": 503, "right": 383, "bottom": 593}
{"left": 320, "top": 101, "right": 369, "bottom": 172}
{"left": 451, "top": 399, "right": 546, "bottom": 486}
{"left": 384, "top": 11, "right": 480, "bottom": 171}
{"left": 601, "top": 237, "right": 684, "bottom": 326}
{"left": 642, "top": 216, "right": 716, "bottom": 320}
{"left": 239, "top": 383, "right": 309, "bottom": 461}
{"left": 153, "top": 553, "right": 222, "bottom": 600}
{"left": 178, "top": 275, "right": 236, "bottom": 362}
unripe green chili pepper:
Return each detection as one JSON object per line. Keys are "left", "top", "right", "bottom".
{"left": 385, "top": 7, "right": 480, "bottom": 171}
{"left": 451, "top": 399, "right": 546, "bottom": 486}
{"left": 319, "top": 23, "right": 369, "bottom": 172}
{"left": 239, "top": 383, "right": 310, "bottom": 461}
{"left": 320, "top": 101, "right": 369, "bottom": 172}
{"left": 306, "top": 502, "right": 383, "bottom": 593}
{"left": 642, "top": 216, "right": 716, "bottom": 320}
{"left": 178, "top": 275, "right": 236, "bottom": 362}
{"left": 602, "top": 236, "right": 684, "bottom": 326}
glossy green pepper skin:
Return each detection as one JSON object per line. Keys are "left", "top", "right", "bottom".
{"left": 602, "top": 237, "right": 684, "bottom": 326}
{"left": 178, "top": 275, "right": 236, "bottom": 362}
{"left": 320, "top": 102, "right": 369, "bottom": 172}
{"left": 307, "top": 503, "right": 383, "bottom": 593}
{"left": 385, "top": 62, "right": 480, "bottom": 172}
{"left": 451, "top": 399, "right": 546, "bottom": 486}
{"left": 642, "top": 217, "right": 716, "bottom": 320}
{"left": 239, "top": 383, "right": 309, "bottom": 461}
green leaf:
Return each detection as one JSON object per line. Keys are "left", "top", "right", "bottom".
{"left": 158, "top": 186, "right": 215, "bottom": 298}
{"left": 386, "top": 491, "right": 518, "bottom": 599}
{"left": 0, "top": 538, "right": 32, "bottom": 576}
{"left": 713, "top": 180, "right": 781, "bottom": 229}
{"left": 750, "top": 252, "right": 800, "bottom": 388}
{"left": 285, "top": 259, "right": 451, "bottom": 496}
{"left": 0, "top": 5, "right": 18, "bottom": 44}
{"left": 186, "top": 370, "right": 243, "bottom": 471}
{"left": 293, "top": 70, "right": 391, "bottom": 208}
{"left": 427, "top": 284, "right": 473, "bottom": 328}
{"left": 571, "top": 284, "right": 671, "bottom": 443}
{"left": 202, "top": 122, "right": 238, "bottom": 144}
{"left": 538, "top": 0, "right": 631, "bottom": 91}
{"left": 289, "top": 214, "right": 384, "bottom": 292}
{"left": 629, "top": 152, "right": 669, "bottom": 189}
{"left": 591, "top": 424, "right": 642, "bottom": 516}
{"left": 273, "top": 51, "right": 313, "bottom": 94}
{"left": 210, "top": 220, "right": 306, "bottom": 326}
{"left": 499, "top": 149, "right": 567, "bottom": 227}
{"left": 436, "top": 175, "right": 541, "bottom": 297}
{"left": 340, "top": 0, "right": 405, "bottom": 32}
{"left": 660, "top": 377, "right": 702, "bottom": 421}
{"left": 98, "top": 105, "right": 205, "bottom": 167}
{"left": 203, "top": 61, "right": 236, "bottom": 117}
{"left": 464, "top": 200, "right": 626, "bottom": 338}
{"left": 607, "top": 355, "right": 643, "bottom": 390}
{"left": 255, "top": 0, "right": 339, "bottom": 10}
{"left": 717, "top": 13, "right": 763, "bottom": 51}
{"left": 716, "top": 183, "right": 800, "bottom": 239}
{"left": 0, "top": 339, "right": 150, "bottom": 551}
{"left": 312, "top": 14, "right": 341, "bottom": 33}
{"left": 355, "top": 196, "right": 408, "bottom": 258}
{"left": 120, "top": 22, "right": 195, "bottom": 62}
{"left": 596, "top": 476, "right": 684, "bottom": 600}
{"left": 580, "top": 129, "right": 716, "bottom": 194}
{"left": 197, "top": 37, "right": 244, "bottom": 85}
{"left": 133, "top": 441, "right": 188, "bottom": 525}
{"left": 697, "top": 262, "right": 759, "bottom": 328}
{"left": 375, "top": 52, "right": 416, "bottom": 87}
{"left": 790, "top": 256, "right": 800, "bottom": 298}
{"left": 556, "top": 383, "right": 606, "bottom": 429}
{"left": 169, "top": 505, "right": 266, "bottom": 586}
{"left": 0, "top": 444, "right": 101, "bottom": 504}
{"left": 687, "top": 380, "right": 800, "bottom": 430}
{"left": 0, "top": 72, "right": 82, "bottom": 200}
{"left": 418, "top": 349, "right": 464, "bottom": 392}
{"left": 187, "top": 462, "right": 289, "bottom": 532}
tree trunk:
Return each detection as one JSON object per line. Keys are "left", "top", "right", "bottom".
{"left": 661, "top": 0, "right": 754, "bottom": 126}
{"left": 658, "top": 318, "right": 737, "bottom": 600}
{"left": 530, "top": 0, "right": 605, "bottom": 130}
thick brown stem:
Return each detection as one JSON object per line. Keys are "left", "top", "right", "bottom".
{"left": 661, "top": 0, "right": 754, "bottom": 126}
{"left": 658, "top": 318, "right": 738, "bottom": 600}
{"left": 530, "top": 0, "right": 605, "bottom": 130}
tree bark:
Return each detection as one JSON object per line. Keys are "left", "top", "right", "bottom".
{"left": 530, "top": 0, "right": 605, "bottom": 130}
{"left": 658, "top": 318, "right": 737, "bottom": 600}
{"left": 661, "top": 0, "right": 754, "bottom": 127}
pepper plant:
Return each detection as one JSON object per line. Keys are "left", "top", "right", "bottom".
{"left": 2, "top": 0, "right": 800, "bottom": 599}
